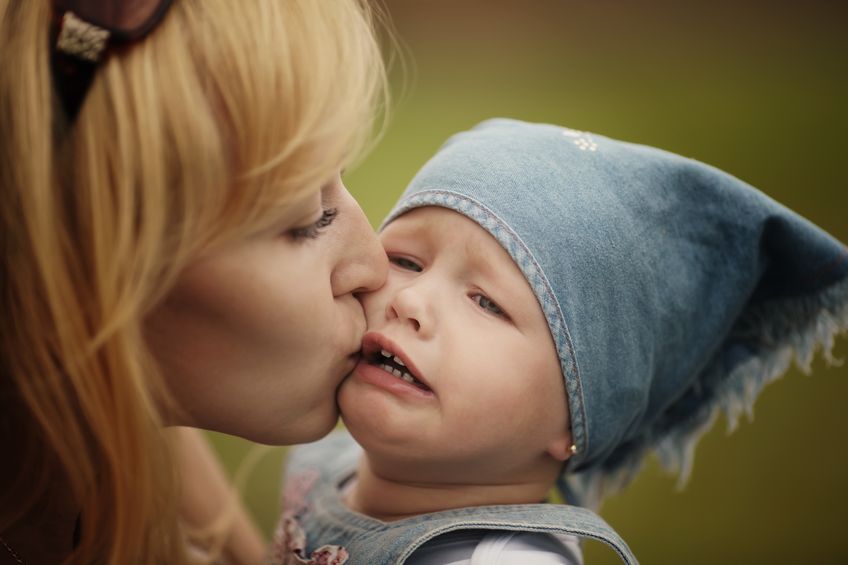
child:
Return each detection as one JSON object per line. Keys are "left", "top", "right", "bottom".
{"left": 270, "top": 119, "right": 848, "bottom": 565}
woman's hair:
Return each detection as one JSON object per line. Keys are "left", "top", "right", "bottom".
{"left": 0, "top": 0, "right": 388, "bottom": 562}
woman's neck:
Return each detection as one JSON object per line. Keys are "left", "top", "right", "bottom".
{"left": 343, "top": 455, "right": 554, "bottom": 522}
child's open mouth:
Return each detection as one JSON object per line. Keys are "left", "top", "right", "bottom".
{"left": 365, "top": 345, "right": 432, "bottom": 393}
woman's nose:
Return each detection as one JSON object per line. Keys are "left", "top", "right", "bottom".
{"left": 330, "top": 186, "right": 388, "bottom": 297}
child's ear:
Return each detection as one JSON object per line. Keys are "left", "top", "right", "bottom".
{"left": 546, "top": 429, "right": 575, "bottom": 462}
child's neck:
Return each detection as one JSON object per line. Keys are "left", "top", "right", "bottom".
{"left": 344, "top": 455, "right": 555, "bottom": 522}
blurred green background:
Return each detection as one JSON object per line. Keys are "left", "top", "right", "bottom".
{"left": 209, "top": 0, "right": 848, "bottom": 562}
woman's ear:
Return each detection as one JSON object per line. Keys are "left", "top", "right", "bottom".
{"left": 546, "top": 429, "right": 575, "bottom": 462}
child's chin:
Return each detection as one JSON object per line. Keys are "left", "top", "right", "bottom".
{"left": 340, "top": 398, "right": 405, "bottom": 448}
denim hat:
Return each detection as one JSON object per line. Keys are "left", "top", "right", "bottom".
{"left": 382, "top": 118, "right": 848, "bottom": 508}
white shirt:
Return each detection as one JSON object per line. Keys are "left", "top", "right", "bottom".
{"left": 405, "top": 530, "right": 583, "bottom": 565}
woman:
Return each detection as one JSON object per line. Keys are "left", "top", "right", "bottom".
{"left": 0, "top": 0, "right": 389, "bottom": 563}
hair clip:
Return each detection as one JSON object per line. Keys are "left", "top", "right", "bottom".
{"left": 50, "top": 0, "right": 174, "bottom": 121}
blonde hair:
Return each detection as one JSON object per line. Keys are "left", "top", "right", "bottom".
{"left": 0, "top": 0, "right": 387, "bottom": 562}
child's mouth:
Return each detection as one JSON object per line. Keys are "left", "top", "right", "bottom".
{"left": 367, "top": 349, "right": 431, "bottom": 392}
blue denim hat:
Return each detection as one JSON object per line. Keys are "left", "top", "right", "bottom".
{"left": 382, "top": 118, "right": 848, "bottom": 508}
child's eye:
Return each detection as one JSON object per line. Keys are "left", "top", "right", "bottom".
{"left": 289, "top": 208, "right": 338, "bottom": 241}
{"left": 389, "top": 256, "right": 423, "bottom": 272}
{"left": 472, "top": 294, "right": 509, "bottom": 319}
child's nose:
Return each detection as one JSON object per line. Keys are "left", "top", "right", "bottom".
{"left": 386, "top": 284, "right": 431, "bottom": 336}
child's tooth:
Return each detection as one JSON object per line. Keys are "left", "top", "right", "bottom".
{"left": 392, "top": 368, "right": 402, "bottom": 377}
{"left": 381, "top": 364, "right": 392, "bottom": 372}
{"left": 381, "top": 349, "right": 392, "bottom": 358}
{"left": 393, "top": 355, "right": 406, "bottom": 366}
{"left": 401, "top": 374, "right": 414, "bottom": 383}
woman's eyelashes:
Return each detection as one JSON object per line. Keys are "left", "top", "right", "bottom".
{"left": 289, "top": 208, "right": 339, "bottom": 240}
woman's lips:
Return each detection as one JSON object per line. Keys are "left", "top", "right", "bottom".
{"left": 335, "top": 352, "right": 362, "bottom": 386}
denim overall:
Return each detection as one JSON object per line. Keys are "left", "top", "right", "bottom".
{"left": 269, "top": 432, "right": 637, "bottom": 565}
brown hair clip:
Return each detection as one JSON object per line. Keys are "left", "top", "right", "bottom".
{"left": 51, "top": 0, "right": 174, "bottom": 121}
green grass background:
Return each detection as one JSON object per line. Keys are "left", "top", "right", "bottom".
{"left": 208, "top": 1, "right": 848, "bottom": 562}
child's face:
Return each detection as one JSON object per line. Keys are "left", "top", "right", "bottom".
{"left": 339, "top": 207, "right": 571, "bottom": 485}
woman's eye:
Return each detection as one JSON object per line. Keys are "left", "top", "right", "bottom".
{"left": 473, "top": 294, "right": 508, "bottom": 319}
{"left": 389, "top": 256, "right": 423, "bottom": 272}
{"left": 290, "top": 208, "right": 339, "bottom": 241}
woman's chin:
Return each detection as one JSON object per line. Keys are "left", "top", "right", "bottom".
{"left": 237, "top": 407, "right": 340, "bottom": 446}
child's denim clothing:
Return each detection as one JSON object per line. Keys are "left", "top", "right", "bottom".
{"left": 269, "top": 119, "right": 847, "bottom": 563}
{"left": 270, "top": 431, "right": 637, "bottom": 565}
{"left": 383, "top": 119, "right": 848, "bottom": 508}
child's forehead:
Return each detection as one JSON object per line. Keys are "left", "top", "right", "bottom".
{"left": 384, "top": 206, "right": 547, "bottom": 304}
{"left": 382, "top": 206, "right": 498, "bottom": 259}
{"left": 382, "top": 205, "right": 458, "bottom": 230}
